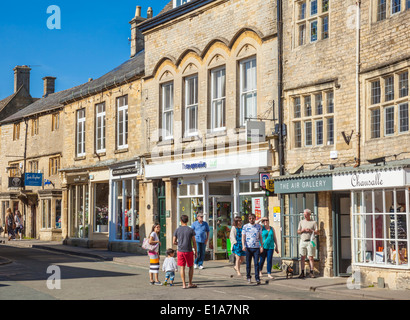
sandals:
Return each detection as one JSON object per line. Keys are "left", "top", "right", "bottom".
{"left": 182, "top": 284, "right": 198, "bottom": 289}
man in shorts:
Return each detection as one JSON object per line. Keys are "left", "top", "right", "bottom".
{"left": 297, "top": 209, "right": 318, "bottom": 278}
{"left": 173, "top": 215, "right": 198, "bottom": 288}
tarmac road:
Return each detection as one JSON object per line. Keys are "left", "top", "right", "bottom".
{"left": 0, "top": 244, "right": 365, "bottom": 302}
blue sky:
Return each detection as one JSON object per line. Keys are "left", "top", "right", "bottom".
{"left": 0, "top": 0, "right": 170, "bottom": 99}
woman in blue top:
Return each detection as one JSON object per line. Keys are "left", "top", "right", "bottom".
{"left": 230, "top": 216, "right": 246, "bottom": 276}
{"left": 258, "top": 217, "right": 279, "bottom": 279}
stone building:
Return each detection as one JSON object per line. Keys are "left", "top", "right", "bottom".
{"left": 137, "top": 0, "right": 281, "bottom": 257}
{"left": 58, "top": 17, "right": 146, "bottom": 250}
{"left": 276, "top": 0, "right": 410, "bottom": 289}
{"left": 0, "top": 75, "right": 87, "bottom": 241}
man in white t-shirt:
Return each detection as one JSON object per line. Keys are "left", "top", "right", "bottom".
{"left": 297, "top": 209, "right": 319, "bottom": 278}
{"left": 242, "top": 213, "right": 263, "bottom": 284}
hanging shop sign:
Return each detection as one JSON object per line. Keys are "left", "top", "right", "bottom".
{"left": 333, "top": 168, "right": 406, "bottom": 190}
{"left": 246, "top": 120, "right": 266, "bottom": 143}
{"left": 275, "top": 175, "right": 333, "bottom": 194}
{"left": 25, "top": 173, "right": 43, "bottom": 187}
{"left": 8, "top": 176, "right": 24, "bottom": 188}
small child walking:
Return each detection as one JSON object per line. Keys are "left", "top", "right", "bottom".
{"left": 162, "top": 248, "right": 178, "bottom": 286}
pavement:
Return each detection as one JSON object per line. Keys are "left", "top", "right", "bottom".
{"left": 1, "top": 237, "right": 409, "bottom": 300}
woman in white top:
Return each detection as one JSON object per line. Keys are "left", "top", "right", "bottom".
{"left": 148, "top": 223, "right": 162, "bottom": 285}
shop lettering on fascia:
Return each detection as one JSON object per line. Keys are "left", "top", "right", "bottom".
{"left": 333, "top": 168, "right": 407, "bottom": 191}
{"left": 275, "top": 175, "right": 333, "bottom": 194}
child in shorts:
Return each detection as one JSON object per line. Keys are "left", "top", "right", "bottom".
{"left": 162, "top": 248, "right": 178, "bottom": 286}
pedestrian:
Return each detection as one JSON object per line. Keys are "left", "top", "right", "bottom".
{"left": 162, "top": 248, "right": 178, "bottom": 286}
{"left": 5, "top": 208, "right": 15, "bottom": 241}
{"left": 229, "top": 216, "right": 246, "bottom": 276}
{"left": 297, "top": 209, "right": 318, "bottom": 278}
{"left": 258, "top": 217, "right": 279, "bottom": 279}
{"left": 191, "top": 213, "right": 209, "bottom": 270}
{"left": 148, "top": 223, "right": 162, "bottom": 285}
{"left": 173, "top": 215, "right": 198, "bottom": 289}
{"left": 241, "top": 213, "right": 263, "bottom": 285}
{"left": 14, "top": 210, "right": 23, "bottom": 240}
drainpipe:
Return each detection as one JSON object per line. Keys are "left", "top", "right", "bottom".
{"left": 277, "top": 0, "right": 285, "bottom": 176}
{"left": 355, "top": 0, "right": 361, "bottom": 167}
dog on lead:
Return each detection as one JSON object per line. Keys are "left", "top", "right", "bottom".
{"left": 282, "top": 262, "right": 294, "bottom": 279}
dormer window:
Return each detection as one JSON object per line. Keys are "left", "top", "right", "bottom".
{"left": 174, "top": 0, "right": 191, "bottom": 8}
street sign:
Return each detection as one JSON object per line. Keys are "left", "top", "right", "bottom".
{"left": 259, "top": 172, "right": 270, "bottom": 190}
{"left": 266, "top": 179, "right": 275, "bottom": 192}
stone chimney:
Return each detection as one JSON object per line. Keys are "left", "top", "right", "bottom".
{"left": 147, "top": 7, "right": 153, "bottom": 19}
{"left": 42, "top": 76, "right": 56, "bottom": 97}
{"left": 129, "top": 6, "right": 146, "bottom": 57}
{"left": 14, "top": 65, "right": 31, "bottom": 94}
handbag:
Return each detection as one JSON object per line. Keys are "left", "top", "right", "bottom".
{"left": 142, "top": 237, "right": 159, "bottom": 251}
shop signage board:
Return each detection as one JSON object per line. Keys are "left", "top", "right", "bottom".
{"left": 246, "top": 120, "right": 266, "bottom": 143}
{"left": 145, "top": 150, "right": 270, "bottom": 179}
{"left": 252, "top": 197, "right": 264, "bottom": 220}
{"left": 67, "top": 173, "right": 89, "bottom": 184}
{"left": 24, "top": 173, "right": 43, "bottom": 187}
{"left": 265, "top": 179, "right": 275, "bottom": 192}
{"left": 333, "top": 168, "right": 406, "bottom": 190}
{"left": 8, "top": 176, "right": 24, "bottom": 188}
{"left": 275, "top": 175, "right": 332, "bottom": 194}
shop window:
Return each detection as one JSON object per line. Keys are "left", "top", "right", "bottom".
{"left": 69, "top": 184, "right": 89, "bottom": 238}
{"left": 352, "top": 189, "right": 409, "bottom": 267}
{"left": 95, "top": 183, "right": 109, "bottom": 233}
{"left": 114, "top": 179, "right": 140, "bottom": 241}
{"left": 281, "top": 193, "right": 317, "bottom": 259}
{"left": 178, "top": 183, "right": 204, "bottom": 225}
{"left": 239, "top": 179, "right": 267, "bottom": 223}
{"left": 42, "top": 199, "right": 51, "bottom": 229}
{"left": 55, "top": 199, "right": 62, "bottom": 229}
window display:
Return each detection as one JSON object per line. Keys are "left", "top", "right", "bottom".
{"left": 69, "top": 184, "right": 89, "bottom": 239}
{"left": 95, "top": 183, "right": 109, "bottom": 233}
{"left": 114, "top": 179, "right": 140, "bottom": 242}
{"left": 353, "top": 189, "right": 408, "bottom": 267}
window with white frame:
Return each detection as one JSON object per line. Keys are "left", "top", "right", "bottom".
{"left": 185, "top": 75, "right": 198, "bottom": 137}
{"left": 76, "top": 109, "right": 86, "bottom": 157}
{"left": 352, "top": 189, "right": 409, "bottom": 268}
{"left": 117, "top": 95, "right": 128, "bottom": 149}
{"left": 173, "top": 0, "right": 190, "bottom": 8}
{"left": 368, "top": 69, "right": 409, "bottom": 139}
{"left": 292, "top": 89, "right": 335, "bottom": 148}
{"left": 95, "top": 102, "right": 106, "bottom": 153}
{"left": 161, "top": 82, "right": 174, "bottom": 140}
{"left": 240, "top": 57, "right": 257, "bottom": 127}
{"left": 211, "top": 67, "right": 226, "bottom": 131}
{"left": 295, "top": 0, "right": 330, "bottom": 47}
{"left": 376, "top": 0, "right": 410, "bottom": 21}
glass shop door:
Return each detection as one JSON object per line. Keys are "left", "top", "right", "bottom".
{"left": 209, "top": 196, "right": 233, "bottom": 260}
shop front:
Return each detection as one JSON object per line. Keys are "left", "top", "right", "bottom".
{"left": 333, "top": 162, "right": 410, "bottom": 289}
{"left": 275, "top": 174, "right": 334, "bottom": 276}
{"left": 145, "top": 150, "right": 272, "bottom": 260}
{"left": 65, "top": 170, "right": 110, "bottom": 248}
{"left": 108, "top": 160, "right": 143, "bottom": 253}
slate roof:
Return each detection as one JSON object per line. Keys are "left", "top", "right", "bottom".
{"left": 0, "top": 51, "right": 145, "bottom": 124}
{"left": 60, "top": 50, "right": 145, "bottom": 104}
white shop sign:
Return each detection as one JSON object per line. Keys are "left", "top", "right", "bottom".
{"left": 145, "top": 150, "right": 270, "bottom": 179}
{"left": 333, "top": 168, "right": 406, "bottom": 191}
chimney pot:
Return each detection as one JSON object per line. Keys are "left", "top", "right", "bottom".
{"left": 42, "top": 76, "right": 56, "bottom": 97}
{"left": 135, "top": 6, "right": 142, "bottom": 17}
{"left": 147, "top": 7, "right": 153, "bottom": 19}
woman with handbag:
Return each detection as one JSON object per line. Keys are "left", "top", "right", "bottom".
{"left": 258, "top": 217, "right": 279, "bottom": 279}
{"left": 148, "top": 223, "right": 162, "bottom": 285}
